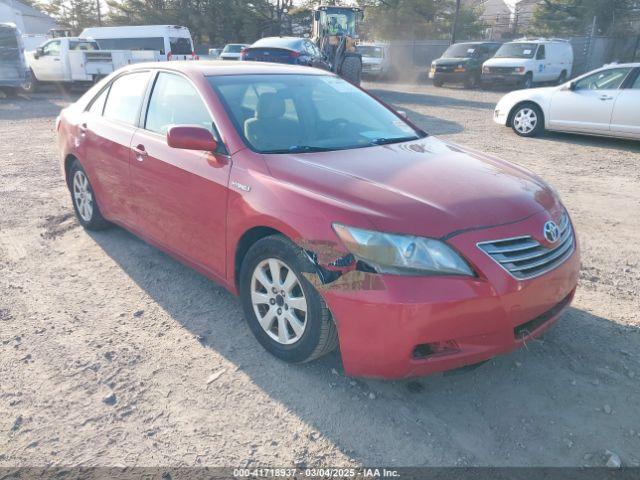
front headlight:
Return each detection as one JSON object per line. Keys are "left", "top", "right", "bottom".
{"left": 332, "top": 224, "right": 474, "bottom": 276}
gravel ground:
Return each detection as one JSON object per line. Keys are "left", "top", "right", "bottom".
{"left": 1, "top": 82, "right": 639, "bottom": 468}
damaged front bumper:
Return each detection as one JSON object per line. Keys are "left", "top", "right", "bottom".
{"left": 305, "top": 211, "right": 580, "bottom": 379}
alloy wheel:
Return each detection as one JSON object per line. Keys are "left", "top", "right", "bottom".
{"left": 251, "top": 258, "right": 307, "bottom": 345}
{"left": 513, "top": 108, "right": 538, "bottom": 135}
{"left": 72, "top": 170, "right": 93, "bottom": 222}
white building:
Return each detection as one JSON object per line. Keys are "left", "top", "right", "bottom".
{"left": 0, "top": 0, "right": 56, "bottom": 35}
{"left": 468, "top": 0, "right": 543, "bottom": 39}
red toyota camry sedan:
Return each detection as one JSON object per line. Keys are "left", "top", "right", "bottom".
{"left": 56, "top": 61, "right": 579, "bottom": 379}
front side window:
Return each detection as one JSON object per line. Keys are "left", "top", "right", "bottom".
{"left": 88, "top": 87, "right": 108, "bottom": 115}
{"left": 631, "top": 72, "right": 640, "bottom": 89}
{"left": 43, "top": 40, "right": 61, "bottom": 56}
{"left": 145, "top": 72, "right": 214, "bottom": 136}
{"left": 574, "top": 68, "right": 632, "bottom": 91}
{"left": 209, "top": 74, "right": 424, "bottom": 154}
{"left": 103, "top": 72, "right": 150, "bottom": 125}
{"left": 536, "top": 45, "right": 546, "bottom": 60}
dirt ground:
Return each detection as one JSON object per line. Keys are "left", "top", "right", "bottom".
{"left": 1, "top": 82, "right": 639, "bottom": 468}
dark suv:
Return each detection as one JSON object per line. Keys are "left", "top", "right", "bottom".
{"left": 429, "top": 42, "right": 501, "bottom": 88}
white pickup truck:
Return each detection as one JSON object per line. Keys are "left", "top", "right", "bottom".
{"left": 24, "top": 37, "right": 158, "bottom": 92}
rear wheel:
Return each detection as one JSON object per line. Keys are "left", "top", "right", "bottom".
{"left": 340, "top": 55, "right": 362, "bottom": 86}
{"left": 69, "top": 160, "right": 110, "bottom": 230}
{"left": 21, "top": 70, "right": 37, "bottom": 94}
{"left": 557, "top": 70, "right": 568, "bottom": 85}
{"left": 239, "top": 235, "right": 338, "bottom": 363}
{"left": 521, "top": 72, "right": 533, "bottom": 89}
{"left": 433, "top": 78, "right": 444, "bottom": 87}
{"left": 510, "top": 103, "right": 544, "bottom": 137}
{"left": 0, "top": 87, "right": 17, "bottom": 97}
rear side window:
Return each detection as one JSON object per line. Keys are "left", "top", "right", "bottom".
{"left": 632, "top": 72, "right": 640, "bottom": 89}
{"left": 0, "top": 27, "right": 19, "bottom": 49}
{"left": 103, "top": 72, "right": 150, "bottom": 125}
{"left": 97, "top": 37, "right": 165, "bottom": 54}
{"left": 145, "top": 72, "right": 214, "bottom": 135}
{"left": 169, "top": 37, "right": 192, "bottom": 55}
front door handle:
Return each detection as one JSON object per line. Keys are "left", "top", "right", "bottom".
{"left": 599, "top": 95, "right": 614, "bottom": 101}
{"left": 132, "top": 144, "right": 148, "bottom": 161}
{"left": 53, "top": 57, "right": 60, "bottom": 61}
{"left": 79, "top": 123, "right": 87, "bottom": 135}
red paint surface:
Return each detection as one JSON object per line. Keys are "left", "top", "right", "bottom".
{"left": 57, "top": 62, "right": 580, "bottom": 379}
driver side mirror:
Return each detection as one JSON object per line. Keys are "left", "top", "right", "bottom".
{"left": 34, "top": 47, "right": 44, "bottom": 59}
{"left": 167, "top": 126, "right": 217, "bottom": 152}
{"left": 562, "top": 81, "right": 576, "bottom": 91}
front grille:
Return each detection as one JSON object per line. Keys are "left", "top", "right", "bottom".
{"left": 485, "top": 66, "right": 515, "bottom": 74}
{"left": 514, "top": 293, "right": 572, "bottom": 338}
{"left": 435, "top": 65, "right": 454, "bottom": 72}
{"left": 477, "top": 213, "right": 575, "bottom": 280}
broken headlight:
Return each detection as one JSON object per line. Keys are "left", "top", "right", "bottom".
{"left": 332, "top": 224, "right": 474, "bottom": 276}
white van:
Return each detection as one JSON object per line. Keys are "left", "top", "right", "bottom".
{"left": 481, "top": 38, "right": 573, "bottom": 89}
{"left": 79, "top": 25, "right": 196, "bottom": 61}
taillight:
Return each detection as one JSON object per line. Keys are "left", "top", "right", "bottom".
{"left": 167, "top": 51, "right": 173, "bottom": 60}
{"left": 290, "top": 50, "right": 300, "bottom": 58}
{"left": 191, "top": 51, "right": 199, "bottom": 60}
{"left": 241, "top": 49, "right": 248, "bottom": 60}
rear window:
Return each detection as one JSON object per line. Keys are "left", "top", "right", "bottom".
{"left": 357, "top": 46, "right": 383, "bottom": 58}
{"left": 103, "top": 72, "right": 150, "bottom": 125}
{"left": 96, "top": 37, "right": 165, "bottom": 54}
{"left": 69, "top": 41, "right": 99, "bottom": 51}
{"left": 170, "top": 37, "right": 192, "bottom": 55}
{"left": 223, "top": 44, "right": 244, "bottom": 54}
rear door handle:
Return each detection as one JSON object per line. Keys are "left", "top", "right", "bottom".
{"left": 132, "top": 144, "right": 148, "bottom": 161}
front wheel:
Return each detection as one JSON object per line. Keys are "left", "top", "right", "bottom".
{"left": 239, "top": 235, "right": 338, "bottom": 363}
{"left": 510, "top": 103, "right": 544, "bottom": 137}
{"left": 69, "top": 160, "right": 110, "bottom": 230}
{"left": 433, "top": 78, "right": 444, "bottom": 87}
{"left": 340, "top": 55, "right": 362, "bottom": 86}
{"left": 521, "top": 72, "right": 533, "bottom": 89}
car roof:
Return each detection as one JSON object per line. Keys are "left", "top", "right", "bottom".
{"left": 120, "top": 60, "right": 332, "bottom": 77}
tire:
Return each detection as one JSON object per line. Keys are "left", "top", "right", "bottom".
{"left": 239, "top": 235, "right": 339, "bottom": 364}
{"left": 510, "top": 102, "right": 544, "bottom": 137}
{"left": 557, "top": 70, "right": 568, "bottom": 85}
{"left": 464, "top": 74, "right": 479, "bottom": 89}
{"left": 0, "top": 87, "right": 17, "bottom": 97}
{"left": 68, "top": 159, "right": 110, "bottom": 230}
{"left": 433, "top": 78, "right": 444, "bottom": 87}
{"left": 21, "top": 70, "right": 37, "bottom": 94}
{"left": 521, "top": 72, "right": 533, "bottom": 89}
{"left": 339, "top": 55, "right": 362, "bottom": 86}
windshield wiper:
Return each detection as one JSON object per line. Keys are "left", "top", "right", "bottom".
{"left": 369, "top": 136, "right": 419, "bottom": 146}
{"left": 267, "top": 145, "right": 335, "bottom": 153}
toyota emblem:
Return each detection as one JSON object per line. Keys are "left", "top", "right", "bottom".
{"left": 543, "top": 220, "right": 560, "bottom": 244}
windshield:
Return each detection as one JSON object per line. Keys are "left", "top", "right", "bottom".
{"left": 223, "top": 44, "right": 244, "bottom": 53}
{"left": 443, "top": 43, "right": 478, "bottom": 58}
{"left": 358, "top": 46, "right": 383, "bottom": 58}
{"left": 494, "top": 43, "right": 537, "bottom": 59}
{"left": 209, "top": 74, "right": 424, "bottom": 154}
{"left": 321, "top": 9, "right": 357, "bottom": 37}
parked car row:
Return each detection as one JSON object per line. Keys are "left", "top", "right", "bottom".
{"left": 430, "top": 38, "right": 574, "bottom": 90}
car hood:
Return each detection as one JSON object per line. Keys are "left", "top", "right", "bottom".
{"left": 263, "top": 136, "right": 559, "bottom": 239}
{"left": 434, "top": 57, "right": 471, "bottom": 65}
{"left": 484, "top": 57, "right": 531, "bottom": 67}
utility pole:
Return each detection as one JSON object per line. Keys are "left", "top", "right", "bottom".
{"left": 96, "top": 0, "right": 102, "bottom": 26}
{"left": 450, "top": 0, "right": 461, "bottom": 44}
